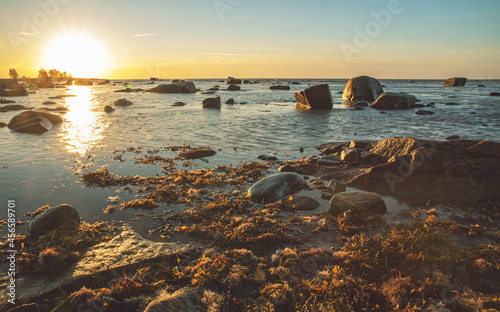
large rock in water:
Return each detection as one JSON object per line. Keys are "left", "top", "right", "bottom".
{"left": 27, "top": 204, "right": 80, "bottom": 236}
{"left": 248, "top": 172, "right": 307, "bottom": 203}
{"left": 294, "top": 84, "right": 333, "bottom": 110}
{"left": 37, "top": 80, "right": 55, "bottom": 88}
{"left": 8, "top": 110, "right": 63, "bottom": 134}
{"left": 328, "top": 191, "right": 387, "bottom": 216}
{"left": 202, "top": 96, "right": 221, "bottom": 109}
{"left": 226, "top": 77, "right": 242, "bottom": 84}
{"left": 342, "top": 76, "right": 384, "bottom": 102}
{"left": 443, "top": 77, "right": 467, "bottom": 87}
{"left": 144, "top": 287, "right": 205, "bottom": 312}
{"left": 147, "top": 82, "right": 197, "bottom": 94}
{"left": 0, "top": 79, "right": 23, "bottom": 89}
{"left": 347, "top": 137, "right": 500, "bottom": 205}
{"left": 0, "top": 88, "right": 28, "bottom": 96}
{"left": 371, "top": 92, "right": 417, "bottom": 109}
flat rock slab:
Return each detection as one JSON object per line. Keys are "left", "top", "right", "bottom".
{"left": 178, "top": 149, "right": 217, "bottom": 159}
{"left": 328, "top": 191, "right": 387, "bottom": 216}
{"left": 10, "top": 225, "right": 191, "bottom": 302}
{"left": 248, "top": 172, "right": 307, "bottom": 204}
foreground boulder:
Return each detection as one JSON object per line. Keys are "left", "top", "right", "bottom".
{"left": 345, "top": 137, "right": 500, "bottom": 205}
{"left": 443, "top": 77, "right": 467, "bottom": 87}
{"left": 144, "top": 287, "right": 205, "bottom": 312}
{"left": 342, "top": 76, "right": 384, "bottom": 102}
{"left": 114, "top": 99, "right": 133, "bottom": 106}
{"left": 147, "top": 82, "right": 197, "bottom": 94}
{"left": 27, "top": 204, "right": 80, "bottom": 236}
{"left": 226, "top": 77, "right": 242, "bottom": 84}
{"left": 328, "top": 191, "right": 387, "bottom": 216}
{"left": 248, "top": 172, "right": 307, "bottom": 204}
{"left": 7, "top": 110, "right": 63, "bottom": 134}
{"left": 294, "top": 84, "right": 333, "bottom": 110}
{"left": 202, "top": 96, "right": 221, "bottom": 109}
{"left": 13, "top": 224, "right": 191, "bottom": 302}
{"left": 371, "top": 92, "right": 416, "bottom": 109}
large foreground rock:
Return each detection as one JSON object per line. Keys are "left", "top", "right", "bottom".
{"left": 248, "top": 172, "right": 307, "bottom": 203}
{"left": 443, "top": 77, "right": 467, "bottom": 87}
{"left": 328, "top": 191, "right": 387, "bottom": 216}
{"left": 144, "top": 287, "right": 205, "bottom": 312}
{"left": 27, "top": 204, "right": 80, "bottom": 236}
{"left": 342, "top": 76, "right": 384, "bottom": 102}
{"left": 9, "top": 224, "right": 192, "bottom": 302}
{"left": 371, "top": 92, "right": 417, "bottom": 109}
{"left": 347, "top": 137, "right": 500, "bottom": 205}
{"left": 294, "top": 84, "right": 333, "bottom": 110}
{"left": 147, "top": 82, "right": 197, "bottom": 93}
{"left": 7, "top": 110, "right": 63, "bottom": 134}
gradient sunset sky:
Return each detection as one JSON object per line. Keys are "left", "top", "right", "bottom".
{"left": 1, "top": 0, "right": 499, "bottom": 79}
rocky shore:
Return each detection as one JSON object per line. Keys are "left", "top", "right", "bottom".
{"left": 1, "top": 138, "right": 499, "bottom": 311}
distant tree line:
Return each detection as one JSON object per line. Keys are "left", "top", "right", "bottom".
{"left": 8, "top": 68, "right": 72, "bottom": 81}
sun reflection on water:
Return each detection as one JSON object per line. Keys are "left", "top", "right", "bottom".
{"left": 58, "top": 86, "right": 108, "bottom": 155}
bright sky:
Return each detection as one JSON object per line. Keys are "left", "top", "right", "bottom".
{"left": 1, "top": 0, "right": 499, "bottom": 79}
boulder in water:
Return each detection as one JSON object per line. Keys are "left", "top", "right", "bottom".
{"left": 202, "top": 96, "right": 221, "bottom": 109}
{"left": 370, "top": 92, "right": 416, "bottom": 110}
{"left": 443, "top": 77, "right": 467, "bottom": 87}
{"left": 342, "top": 76, "right": 384, "bottom": 102}
{"left": 294, "top": 84, "right": 333, "bottom": 110}
{"left": 147, "top": 82, "right": 197, "bottom": 94}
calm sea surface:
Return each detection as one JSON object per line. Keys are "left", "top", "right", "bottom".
{"left": 1, "top": 79, "right": 499, "bottom": 232}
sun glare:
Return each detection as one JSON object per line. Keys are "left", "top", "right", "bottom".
{"left": 43, "top": 33, "right": 111, "bottom": 78}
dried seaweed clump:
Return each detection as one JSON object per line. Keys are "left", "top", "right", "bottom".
{"left": 120, "top": 199, "right": 159, "bottom": 211}
{"left": 81, "top": 168, "right": 138, "bottom": 187}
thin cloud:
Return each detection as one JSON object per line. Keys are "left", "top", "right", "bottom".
{"left": 133, "top": 33, "right": 163, "bottom": 37}
{"left": 17, "top": 32, "right": 35, "bottom": 36}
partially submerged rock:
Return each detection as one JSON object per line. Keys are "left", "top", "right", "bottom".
{"left": 328, "top": 191, "right": 387, "bottom": 216}
{"left": 248, "top": 172, "right": 307, "bottom": 204}
{"left": 0, "top": 88, "right": 28, "bottom": 96}
{"left": 342, "top": 76, "right": 384, "bottom": 102}
{"left": 114, "top": 99, "right": 133, "bottom": 106}
{"left": 257, "top": 154, "right": 278, "bottom": 161}
{"left": 227, "top": 84, "right": 241, "bottom": 91}
{"left": 443, "top": 77, "right": 467, "bottom": 87}
{"left": 294, "top": 84, "right": 333, "bottom": 110}
{"left": 14, "top": 224, "right": 191, "bottom": 302}
{"left": 371, "top": 93, "right": 416, "bottom": 110}
{"left": 144, "top": 287, "right": 205, "bottom": 312}
{"left": 179, "top": 149, "right": 217, "bottom": 159}
{"left": 7, "top": 110, "right": 63, "bottom": 134}
{"left": 147, "top": 82, "right": 197, "bottom": 94}
{"left": 270, "top": 85, "right": 290, "bottom": 90}
{"left": 226, "top": 77, "right": 242, "bottom": 84}
{"left": 202, "top": 96, "right": 221, "bottom": 109}
{"left": 104, "top": 105, "right": 115, "bottom": 112}
{"left": 27, "top": 204, "right": 80, "bottom": 236}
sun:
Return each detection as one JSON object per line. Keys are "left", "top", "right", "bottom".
{"left": 43, "top": 33, "right": 111, "bottom": 78}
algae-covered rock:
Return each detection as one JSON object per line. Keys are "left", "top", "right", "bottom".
{"left": 248, "top": 172, "right": 307, "bottom": 204}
